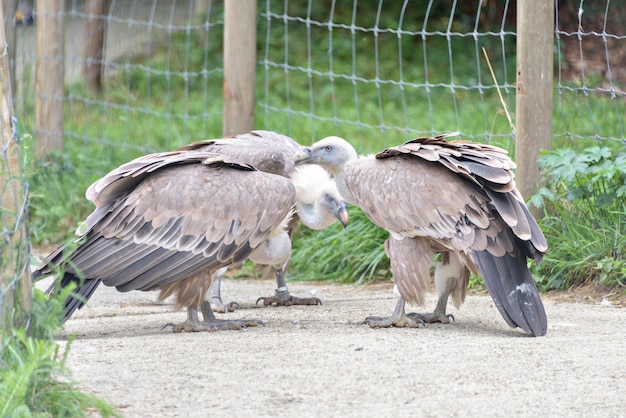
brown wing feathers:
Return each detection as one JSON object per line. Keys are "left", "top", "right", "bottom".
{"left": 38, "top": 151, "right": 295, "bottom": 320}
{"left": 372, "top": 134, "right": 548, "bottom": 336}
{"left": 376, "top": 135, "right": 546, "bottom": 255}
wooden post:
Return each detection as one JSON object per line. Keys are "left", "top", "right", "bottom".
{"left": 223, "top": 0, "right": 257, "bottom": 136}
{"left": 84, "top": 0, "right": 108, "bottom": 94}
{"left": 515, "top": 1, "right": 554, "bottom": 213}
{"left": 35, "top": 0, "right": 65, "bottom": 157}
{"left": 0, "top": 6, "right": 32, "bottom": 330}
{"left": 2, "top": 0, "right": 18, "bottom": 105}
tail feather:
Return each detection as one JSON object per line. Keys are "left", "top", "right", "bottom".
{"left": 46, "top": 273, "right": 102, "bottom": 322}
{"left": 472, "top": 250, "right": 547, "bottom": 337}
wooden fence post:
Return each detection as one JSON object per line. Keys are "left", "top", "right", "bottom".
{"left": 515, "top": 1, "right": 554, "bottom": 213}
{"left": 84, "top": 0, "right": 108, "bottom": 94}
{"left": 2, "top": 0, "right": 18, "bottom": 105}
{"left": 1, "top": 6, "right": 32, "bottom": 331}
{"left": 223, "top": 0, "right": 257, "bottom": 136}
{"left": 35, "top": 0, "right": 65, "bottom": 157}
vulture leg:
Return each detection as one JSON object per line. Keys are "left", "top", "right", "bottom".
{"left": 363, "top": 297, "right": 424, "bottom": 328}
{"left": 207, "top": 267, "right": 241, "bottom": 313}
{"left": 256, "top": 265, "right": 322, "bottom": 307}
{"left": 407, "top": 252, "right": 467, "bottom": 324}
{"left": 168, "top": 305, "right": 264, "bottom": 333}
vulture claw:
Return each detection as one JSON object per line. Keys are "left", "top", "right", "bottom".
{"left": 209, "top": 297, "right": 241, "bottom": 313}
{"left": 169, "top": 304, "right": 266, "bottom": 331}
{"left": 257, "top": 291, "right": 322, "bottom": 307}
{"left": 407, "top": 312, "right": 455, "bottom": 324}
{"left": 362, "top": 298, "right": 424, "bottom": 328}
{"left": 362, "top": 314, "right": 424, "bottom": 329}
{"left": 167, "top": 316, "right": 265, "bottom": 333}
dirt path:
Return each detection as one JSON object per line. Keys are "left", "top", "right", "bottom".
{"left": 38, "top": 277, "right": 625, "bottom": 418}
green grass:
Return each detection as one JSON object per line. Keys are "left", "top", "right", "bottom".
{"left": 1, "top": 288, "right": 121, "bottom": 417}
{"left": 530, "top": 147, "right": 626, "bottom": 292}
{"left": 289, "top": 207, "right": 390, "bottom": 284}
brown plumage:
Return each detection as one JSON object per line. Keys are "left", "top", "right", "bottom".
{"left": 294, "top": 133, "right": 548, "bottom": 336}
{"left": 177, "top": 130, "right": 302, "bottom": 177}
{"left": 177, "top": 130, "right": 349, "bottom": 310}
{"left": 35, "top": 150, "right": 295, "bottom": 331}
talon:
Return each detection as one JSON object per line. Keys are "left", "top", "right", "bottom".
{"left": 162, "top": 323, "right": 175, "bottom": 330}
{"left": 256, "top": 292, "right": 322, "bottom": 307}
{"left": 406, "top": 311, "right": 454, "bottom": 324}
{"left": 228, "top": 301, "right": 241, "bottom": 311}
{"left": 209, "top": 296, "right": 232, "bottom": 313}
{"left": 363, "top": 315, "right": 424, "bottom": 329}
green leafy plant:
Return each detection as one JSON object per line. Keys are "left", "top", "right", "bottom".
{"left": 0, "top": 287, "right": 121, "bottom": 417}
{"left": 530, "top": 146, "right": 626, "bottom": 291}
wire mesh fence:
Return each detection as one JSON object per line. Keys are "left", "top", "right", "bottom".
{"left": 1, "top": 0, "right": 625, "bottom": 328}
{"left": 554, "top": 1, "right": 625, "bottom": 143}
{"left": 259, "top": 1, "right": 520, "bottom": 147}
{"left": 1, "top": 18, "right": 32, "bottom": 338}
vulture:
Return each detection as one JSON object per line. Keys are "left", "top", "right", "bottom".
{"left": 176, "top": 130, "right": 349, "bottom": 311}
{"left": 294, "top": 133, "right": 548, "bottom": 337}
{"left": 34, "top": 131, "right": 348, "bottom": 332}
{"left": 35, "top": 151, "right": 297, "bottom": 332}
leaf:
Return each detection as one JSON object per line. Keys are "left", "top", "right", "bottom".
{"left": 565, "top": 186, "right": 585, "bottom": 201}
{"left": 584, "top": 146, "right": 612, "bottom": 163}
{"left": 539, "top": 148, "right": 592, "bottom": 182}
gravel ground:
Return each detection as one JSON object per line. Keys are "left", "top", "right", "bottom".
{"left": 36, "top": 276, "right": 625, "bottom": 418}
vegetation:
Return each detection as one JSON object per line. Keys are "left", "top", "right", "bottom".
{"left": 530, "top": 147, "right": 626, "bottom": 294}
{"left": 0, "top": 287, "right": 120, "bottom": 417}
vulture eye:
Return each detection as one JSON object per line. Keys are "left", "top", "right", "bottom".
{"left": 325, "top": 146, "right": 332, "bottom": 152}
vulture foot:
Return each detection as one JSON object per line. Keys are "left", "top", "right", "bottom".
{"left": 164, "top": 305, "right": 264, "bottom": 333}
{"left": 362, "top": 313, "right": 424, "bottom": 329}
{"left": 168, "top": 318, "right": 264, "bottom": 333}
{"left": 209, "top": 296, "right": 241, "bottom": 313}
{"left": 256, "top": 290, "right": 322, "bottom": 307}
{"left": 362, "top": 298, "right": 424, "bottom": 328}
{"left": 407, "top": 312, "right": 455, "bottom": 324}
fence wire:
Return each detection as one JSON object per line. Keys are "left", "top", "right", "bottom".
{"left": 259, "top": 0, "right": 519, "bottom": 148}
{"left": 1, "top": 37, "right": 32, "bottom": 340}
{"left": 554, "top": 0, "right": 625, "bottom": 143}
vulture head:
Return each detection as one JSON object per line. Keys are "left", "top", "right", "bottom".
{"left": 294, "top": 136, "right": 358, "bottom": 204}
{"left": 291, "top": 164, "right": 349, "bottom": 230}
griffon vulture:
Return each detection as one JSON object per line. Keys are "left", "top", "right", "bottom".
{"left": 178, "top": 130, "right": 349, "bottom": 311}
{"left": 35, "top": 151, "right": 298, "bottom": 332}
{"left": 294, "top": 133, "right": 548, "bottom": 337}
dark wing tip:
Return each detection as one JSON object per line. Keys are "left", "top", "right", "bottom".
{"left": 472, "top": 250, "right": 547, "bottom": 337}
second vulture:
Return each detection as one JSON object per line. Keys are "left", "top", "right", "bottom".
{"left": 176, "top": 130, "right": 349, "bottom": 310}
{"left": 294, "top": 133, "right": 548, "bottom": 337}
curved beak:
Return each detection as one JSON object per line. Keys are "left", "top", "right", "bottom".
{"left": 336, "top": 201, "right": 349, "bottom": 228}
{"left": 293, "top": 147, "right": 313, "bottom": 165}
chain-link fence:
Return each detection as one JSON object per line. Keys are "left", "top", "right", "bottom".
{"left": 1, "top": 0, "right": 625, "bottom": 329}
